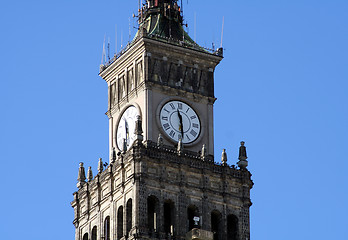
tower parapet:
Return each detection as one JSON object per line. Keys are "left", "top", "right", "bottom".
{"left": 72, "top": 141, "right": 253, "bottom": 240}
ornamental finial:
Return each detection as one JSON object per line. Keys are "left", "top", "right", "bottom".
{"left": 98, "top": 158, "right": 104, "bottom": 174}
{"left": 237, "top": 141, "right": 248, "bottom": 169}
{"left": 111, "top": 147, "right": 117, "bottom": 163}
{"left": 77, "top": 162, "right": 86, "bottom": 182}
{"left": 238, "top": 141, "right": 247, "bottom": 160}
{"left": 87, "top": 166, "right": 93, "bottom": 182}
{"left": 134, "top": 115, "right": 143, "bottom": 141}
{"left": 221, "top": 149, "right": 227, "bottom": 166}
{"left": 157, "top": 134, "right": 163, "bottom": 147}
{"left": 177, "top": 138, "right": 183, "bottom": 156}
{"left": 77, "top": 162, "right": 86, "bottom": 188}
{"left": 201, "top": 144, "right": 207, "bottom": 160}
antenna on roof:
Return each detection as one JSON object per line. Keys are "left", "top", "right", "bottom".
{"left": 121, "top": 30, "right": 123, "bottom": 49}
{"left": 181, "top": 0, "right": 183, "bottom": 12}
{"left": 220, "top": 16, "right": 225, "bottom": 48}
{"left": 107, "top": 37, "right": 110, "bottom": 61}
{"left": 129, "top": 17, "right": 131, "bottom": 43}
{"left": 139, "top": 0, "right": 142, "bottom": 23}
{"left": 115, "top": 24, "right": 118, "bottom": 55}
{"left": 194, "top": 12, "right": 197, "bottom": 42}
{"left": 101, "top": 34, "right": 106, "bottom": 65}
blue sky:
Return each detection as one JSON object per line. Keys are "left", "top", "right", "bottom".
{"left": 1, "top": 0, "right": 347, "bottom": 239}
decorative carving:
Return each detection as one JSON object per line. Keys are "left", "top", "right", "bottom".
{"left": 128, "top": 68, "right": 134, "bottom": 91}
{"left": 137, "top": 61, "right": 143, "bottom": 83}
{"left": 119, "top": 75, "right": 126, "bottom": 100}
{"left": 147, "top": 56, "right": 215, "bottom": 97}
{"left": 110, "top": 82, "right": 116, "bottom": 107}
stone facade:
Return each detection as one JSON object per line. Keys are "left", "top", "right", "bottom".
{"left": 71, "top": 140, "right": 253, "bottom": 240}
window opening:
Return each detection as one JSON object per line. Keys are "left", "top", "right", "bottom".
{"left": 117, "top": 206, "right": 124, "bottom": 240}
{"left": 227, "top": 214, "right": 239, "bottom": 240}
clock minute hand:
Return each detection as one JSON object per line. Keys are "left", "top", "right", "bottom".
{"left": 125, "top": 119, "right": 129, "bottom": 141}
{"left": 177, "top": 110, "right": 184, "bottom": 139}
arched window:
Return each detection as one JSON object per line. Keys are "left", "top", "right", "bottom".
{"left": 83, "top": 233, "right": 88, "bottom": 240}
{"left": 227, "top": 214, "right": 239, "bottom": 240}
{"left": 164, "top": 200, "right": 175, "bottom": 236}
{"left": 92, "top": 226, "right": 97, "bottom": 240}
{"left": 187, "top": 205, "right": 199, "bottom": 231}
{"left": 211, "top": 210, "right": 222, "bottom": 240}
{"left": 104, "top": 216, "right": 110, "bottom": 240}
{"left": 147, "top": 196, "right": 159, "bottom": 232}
{"left": 126, "top": 199, "right": 133, "bottom": 236}
{"left": 117, "top": 206, "right": 124, "bottom": 240}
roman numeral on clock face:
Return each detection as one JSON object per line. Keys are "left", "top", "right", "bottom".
{"left": 163, "top": 123, "right": 170, "bottom": 131}
{"left": 190, "top": 129, "right": 197, "bottom": 137}
{"left": 186, "top": 134, "right": 191, "bottom": 141}
{"left": 169, "top": 130, "right": 175, "bottom": 138}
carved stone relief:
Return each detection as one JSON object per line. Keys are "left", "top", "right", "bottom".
{"left": 128, "top": 68, "right": 134, "bottom": 92}
{"left": 148, "top": 56, "right": 214, "bottom": 97}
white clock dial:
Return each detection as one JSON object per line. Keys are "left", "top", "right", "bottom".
{"left": 116, "top": 106, "right": 139, "bottom": 150}
{"left": 160, "top": 100, "right": 201, "bottom": 144}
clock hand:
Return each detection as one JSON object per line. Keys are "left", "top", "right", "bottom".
{"left": 177, "top": 110, "right": 184, "bottom": 139}
{"left": 125, "top": 119, "right": 129, "bottom": 142}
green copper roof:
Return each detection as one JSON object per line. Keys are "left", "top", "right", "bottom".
{"left": 134, "top": 1, "right": 205, "bottom": 51}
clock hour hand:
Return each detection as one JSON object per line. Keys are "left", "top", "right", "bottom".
{"left": 177, "top": 110, "right": 184, "bottom": 139}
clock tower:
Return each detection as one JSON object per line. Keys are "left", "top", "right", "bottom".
{"left": 71, "top": 1, "right": 253, "bottom": 240}
{"left": 99, "top": 0, "right": 223, "bottom": 157}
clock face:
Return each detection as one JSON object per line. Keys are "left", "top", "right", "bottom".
{"left": 116, "top": 106, "right": 139, "bottom": 150}
{"left": 160, "top": 100, "right": 201, "bottom": 144}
